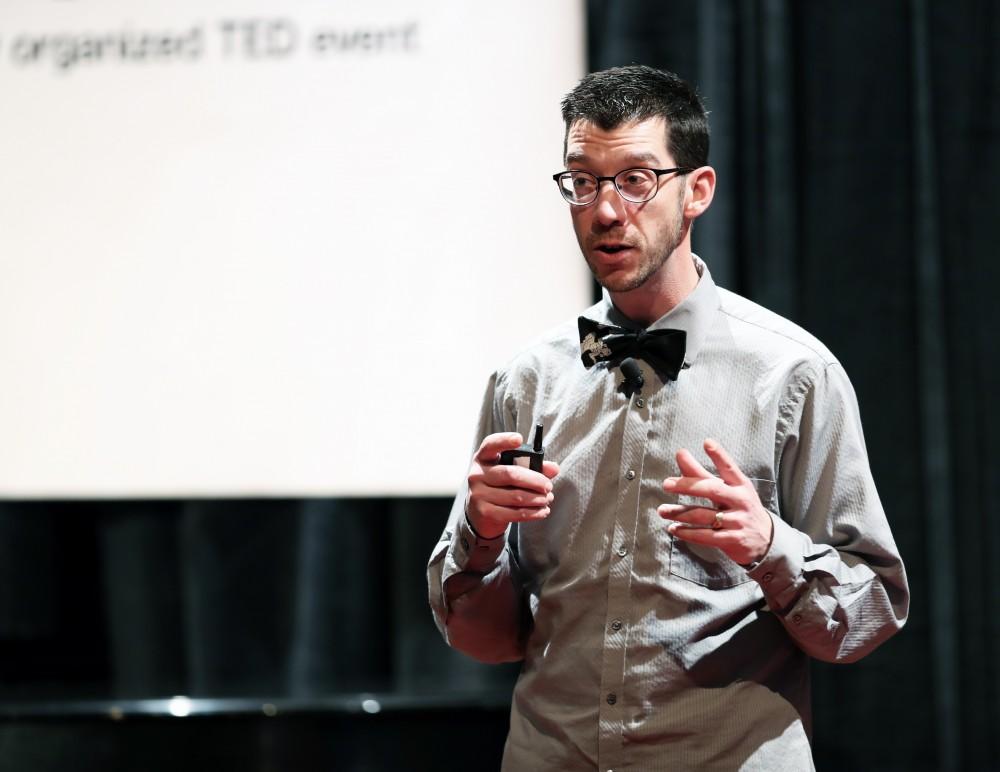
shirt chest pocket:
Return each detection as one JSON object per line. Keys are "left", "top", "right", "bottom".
{"left": 667, "top": 477, "right": 778, "bottom": 589}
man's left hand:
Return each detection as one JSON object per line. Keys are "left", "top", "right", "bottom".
{"left": 657, "top": 438, "right": 774, "bottom": 566}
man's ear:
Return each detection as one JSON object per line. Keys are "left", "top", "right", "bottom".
{"left": 683, "top": 166, "right": 716, "bottom": 220}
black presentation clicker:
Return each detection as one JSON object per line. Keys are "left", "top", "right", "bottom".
{"left": 500, "top": 424, "right": 545, "bottom": 473}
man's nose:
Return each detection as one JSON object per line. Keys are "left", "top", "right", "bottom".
{"left": 593, "top": 180, "right": 626, "bottom": 227}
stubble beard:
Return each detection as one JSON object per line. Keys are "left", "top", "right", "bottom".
{"left": 586, "top": 193, "right": 686, "bottom": 293}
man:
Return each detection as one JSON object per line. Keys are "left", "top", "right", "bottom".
{"left": 427, "top": 65, "right": 908, "bottom": 771}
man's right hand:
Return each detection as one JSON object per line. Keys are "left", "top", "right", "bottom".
{"left": 466, "top": 432, "right": 560, "bottom": 540}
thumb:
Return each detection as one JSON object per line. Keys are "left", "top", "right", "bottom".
{"left": 475, "top": 432, "right": 524, "bottom": 464}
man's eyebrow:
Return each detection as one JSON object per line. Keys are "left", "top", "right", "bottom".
{"left": 621, "top": 151, "right": 663, "bottom": 165}
{"left": 564, "top": 150, "right": 664, "bottom": 167}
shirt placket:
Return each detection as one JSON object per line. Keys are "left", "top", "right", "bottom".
{"left": 596, "top": 389, "right": 649, "bottom": 772}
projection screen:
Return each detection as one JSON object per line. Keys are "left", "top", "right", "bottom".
{"left": 0, "top": 0, "right": 589, "bottom": 497}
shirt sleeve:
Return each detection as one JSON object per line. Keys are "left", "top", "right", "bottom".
{"left": 426, "top": 371, "right": 529, "bottom": 664}
{"left": 747, "top": 361, "right": 910, "bottom": 663}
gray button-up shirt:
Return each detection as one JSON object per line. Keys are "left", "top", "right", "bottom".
{"left": 428, "top": 258, "right": 908, "bottom": 771}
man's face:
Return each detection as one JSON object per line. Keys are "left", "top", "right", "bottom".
{"left": 564, "top": 117, "right": 687, "bottom": 293}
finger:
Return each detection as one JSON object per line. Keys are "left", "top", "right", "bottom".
{"left": 676, "top": 447, "right": 713, "bottom": 479}
{"left": 478, "top": 502, "right": 551, "bottom": 524}
{"left": 703, "top": 438, "right": 748, "bottom": 487}
{"left": 477, "top": 484, "right": 553, "bottom": 510}
{"left": 475, "top": 433, "right": 524, "bottom": 464}
{"left": 662, "top": 475, "right": 732, "bottom": 504}
{"left": 657, "top": 504, "right": 718, "bottom": 526}
{"left": 667, "top": 521, "right": 735, "bottom": 545}
{"left": 484, "top": 463, "right": 554, "bottom": 493}
{"left": 541, "top": 460, "right": 560, "bottom": 480}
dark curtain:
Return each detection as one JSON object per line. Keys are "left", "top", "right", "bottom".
{"left": 1, "top": 2, "right": 997, "bottom": 771}
{"left": 0, "top": 498, "right": 515, "bottom": 701}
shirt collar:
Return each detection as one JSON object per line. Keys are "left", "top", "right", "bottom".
{"left": 579, "top": 255, "right": 720, "bottom": 367}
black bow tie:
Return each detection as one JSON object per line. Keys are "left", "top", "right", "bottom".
{"left": 578, "top": 316, "right": 687, "bottom": 381}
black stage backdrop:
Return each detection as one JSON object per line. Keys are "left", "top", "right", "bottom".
{"left": 1, "top": 2, "right": 997, "bottom": 770}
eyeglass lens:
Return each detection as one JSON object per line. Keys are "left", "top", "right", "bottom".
{"left": 557, "top": 168, "right": 659, "bottom": 204}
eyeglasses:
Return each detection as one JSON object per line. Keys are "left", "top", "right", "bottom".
{"left": 552, "top": 167, "right": 693, "bottom": 205}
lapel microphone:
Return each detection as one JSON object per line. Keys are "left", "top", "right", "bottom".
{"left": 619, "top": 357, "right": 644, "bottom": 398}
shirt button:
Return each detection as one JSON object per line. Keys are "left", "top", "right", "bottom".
{"left": 635, "top": 398, "right": 645, "bottom": 408}
{"left": 610, "top": 620, "right": 623, "bottom": 632}
{"left": 625, "top": 469, "right": 636, "bottom": 480}
{"left": 792, "top": 614, "right": 802, "bottom": 625}
{"left": 606, "top": 693, "right": 617, "bottom": 705}
{"left": 762, "top": 572, "right": 774, "bottom": 584}
{"left": 617, "top": 546, "right": 628, "bottom": 557}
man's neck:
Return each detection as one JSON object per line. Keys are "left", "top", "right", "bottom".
{"left": 609, "top": 250, "right": 700, "bottom": 327}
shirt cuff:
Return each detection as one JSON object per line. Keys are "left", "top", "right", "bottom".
{"left": 745, "top": 512, "right": 805, "bottom": 612}
{"left": 450, "top": 513, "right": 508, "bottom": 573}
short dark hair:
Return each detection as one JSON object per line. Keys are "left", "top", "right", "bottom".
{"left": 560, "top": 65, "right": 709, "bottom": 169}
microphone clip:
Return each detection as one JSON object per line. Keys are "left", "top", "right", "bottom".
{"left": 618, "top": 357, "right": 644, "bottom": 399}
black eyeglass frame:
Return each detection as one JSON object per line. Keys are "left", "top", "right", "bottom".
{"left": 551, "top": 166, "right": 695, "bottom": 205}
